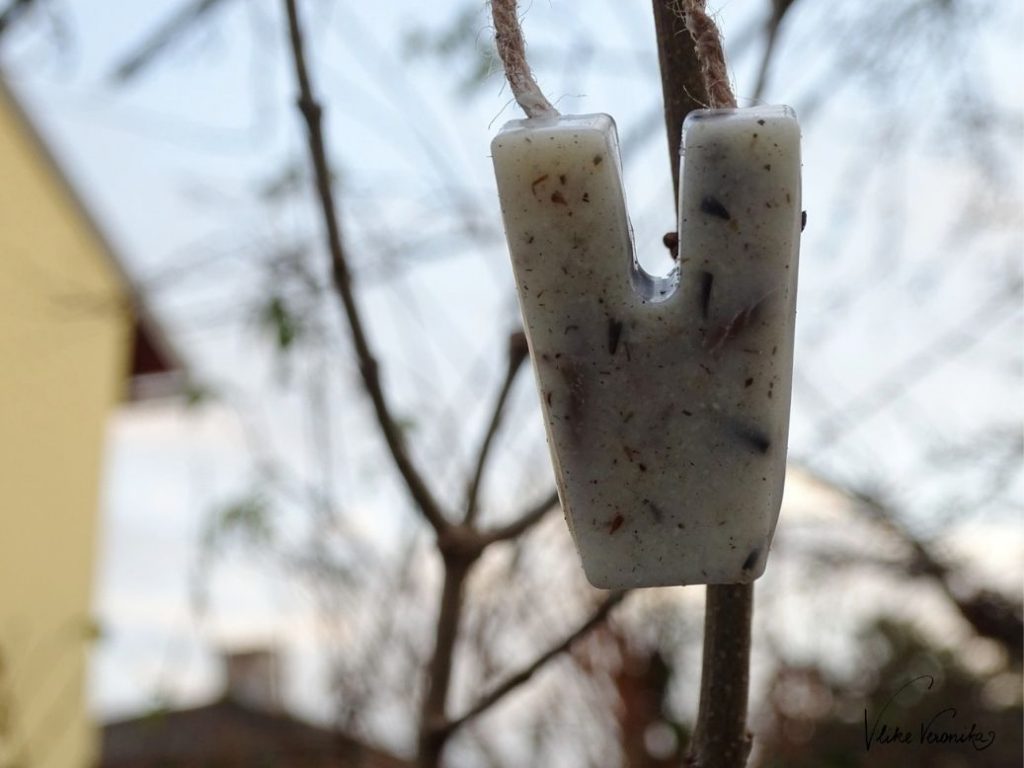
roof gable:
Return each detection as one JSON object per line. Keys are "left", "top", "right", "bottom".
{"left": 0, "top": 74, "right": 185, "bottom": 400}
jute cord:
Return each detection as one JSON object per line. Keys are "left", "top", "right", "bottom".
{"left": 677, "top": 0, "right": 737, "bottom": 109}
{"left": 491, "top": 0, "right": 736, "bottom": 117}
{"left": 491, "top": 0, "right": 558, "bottom": 119}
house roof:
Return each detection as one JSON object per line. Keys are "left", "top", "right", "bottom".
{"left": 100, "top": 697, "right": 412, "bottom": 768}
{"left": 0, "top": 74, "right": 186, "bottom": 401}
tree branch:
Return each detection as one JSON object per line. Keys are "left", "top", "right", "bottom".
{"left": 799, "top": 462, "right": 1024, "bottom": 663}
{"left": 752, "top": 0, "right": 800, "bottom": 102}
{"left": 418, "top": 556, "right": 474, "bottom": 768}
{"left": 110, "top": 0, "right": 233, "bottom": 82}
{"left": 651, "top": 0, "right": 712, "bottom": 200}
{"left": 438, "top": 590, "right": 628, "bottom": 739}
{"left": 651, "top": 3, "right": 754, "bottom": 765}
{"left": 464, "top": 331, "right": 529, "bottom": 525}
{"left": 809, "top": 283, "right": 1019, "bottom": 451}
{"left": 478, "top": 488, "right": 559, "bottom": 546}
{"left": 687, "top": 584, "right": 753, "bottom": 768}
{"left": 0, "top": 0, "right": 33, "bottom": 39}
{"left": 751, "top": 8, "right": 780, "bottom": 103}
{"left": 282, "top": 0, "right": 449, "bottom": 536}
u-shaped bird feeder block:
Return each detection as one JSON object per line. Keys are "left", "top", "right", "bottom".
{"left": 492, "top": 106, "right": 801, "bottom": 589}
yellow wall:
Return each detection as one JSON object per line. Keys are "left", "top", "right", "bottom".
{"left": 0, "top": 86, "right": 131, "bottom": 768}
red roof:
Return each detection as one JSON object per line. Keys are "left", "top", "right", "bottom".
{"left": 100, "top": 697, "right": 412, "bottom": 768}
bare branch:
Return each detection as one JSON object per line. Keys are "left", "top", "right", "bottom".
{"left": 797, "top": 462, "right": 1024, "bottom": 662}
{"left": 810, "top": 281, "right": 1020, "bottom": 451}
{"left": 751, "top": 14, "right": 781, "bottom": 103}
{"left": 651, "top": 4, "right": 753, "bottom": 765}
{"left": 282, "top": 0, "right": 449, "bottom": 535}
{"left": 752, "top": 0, "right": 801, "bottom": 103}
{"left": 687, "top": 584, "right": 753, "bottom": 768}
{"left": 853, "top": 488, "right": 1023, "bottom": 661}
{"left": 418, "top": 556, "right": 474, "bottom": 767}
{"left": 439, "top": 590, "right": 628, "bottom": 738}
{"left": 651, "top": 0, "right": 709, "bottom": 200}
{"left": 110, "top": 0, "right": 233, "bottom": 83}
{"left": 464, "top": 331, "right": 529, "bottom": 526}
{"left": 0, "top": 0, "right": 34, "bottom": 39}
{"left": 478, "top": 488, "right": 559, "bottom": 546}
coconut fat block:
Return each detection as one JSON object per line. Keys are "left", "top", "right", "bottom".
{"left": 491, "top": 107, "right": 801, "bottom": 589}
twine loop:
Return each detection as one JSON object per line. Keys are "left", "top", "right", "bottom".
{"left": 492, "top": 0, "right": 737, "bottom": 118}
{"left": 678, "top": 0, "right": 737, "bottom": 109}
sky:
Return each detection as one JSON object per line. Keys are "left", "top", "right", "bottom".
{"left": 1, "top": 0, "right": 1021, "bottom": 733}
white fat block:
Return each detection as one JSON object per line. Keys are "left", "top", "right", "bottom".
{"left": 491, "top": 107, "right": 801, "bottom": 588}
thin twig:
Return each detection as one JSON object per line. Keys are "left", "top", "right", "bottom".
{"left": 438, "top": 590, "right": 629, "bottom": 738}
{"left": 687, "top": 585, "right": 754, "bottom": 768}
{"left": 797, "top": 462, "right": 1024, "bottom": 663}
{"left": 464, "top": 331, "right": 529, "bottom": 525}
{"left": 418, "top": 557, "right": 474, "bottom": 767}
{"left": 651, "top": 0, "right": 710, "bottom": 199}
{"left": 752, "top": 0, "right": 800, "bottom": 101}
{"left": 751, "top": 16, "right": 781, "bottom": 103}
{"left": 110, "top": 0, "right": 233, "bottom": 82}
{"left": 0, "top": 0, "right": 34, "bottom": 39}
{"left": 478, "top": 488, "right": 559, "bottom": 546}
{"left": 282, "top": 0, "right": 449, "bottom": 536}
{"left": 810, "top": 283, "right": 1020, "bottom": 451}
{"left": 651, "top": 3, "right": 752, "bottom": 766}
{"left": 491, "top": 0, "right": 558, "bottom": 118}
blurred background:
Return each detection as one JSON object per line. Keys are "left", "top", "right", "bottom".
{"left": 0, "top": 0, "right": 1020, "bottom": 766}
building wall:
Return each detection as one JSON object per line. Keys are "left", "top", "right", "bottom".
{"left": 0, "top": 86, "right": 132, "bottom": 768}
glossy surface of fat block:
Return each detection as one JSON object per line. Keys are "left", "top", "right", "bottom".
{"left": 492, "top": 107, "right": 801, "bottom": 588}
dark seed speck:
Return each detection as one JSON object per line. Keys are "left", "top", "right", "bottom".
{"left": 731, "top": 421, "right": 772, "bottom": 454}
{"left": 742, "top": 549, "right": 760, "bottom": 571}
{"left": 607, "top": 318, "right": 623, "bottom": 355}
{"left": 699, "top": 271, "right": 714, "bottom": 318}
{"left": 700, "top": 195, "right": 731, "bottom": 221}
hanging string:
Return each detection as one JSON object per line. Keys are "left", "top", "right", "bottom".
{"left": 680, "top": 0, "right": 737, "bottom": 109}
{"left": 491, "top": 0, "right": 559, "bottom": 119}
